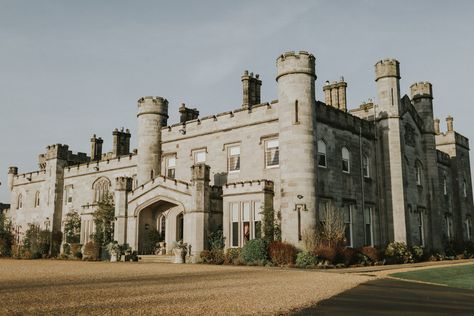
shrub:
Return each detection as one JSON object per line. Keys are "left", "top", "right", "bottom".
{"left": 200, "top": 249, "right": 225, "bottom": 264}
{"left": 208, "top": 229, "right": 225, "bottom": 251}
{"left": 241, "top": 239, "right": 268, "bottom": 264}
{"left": 64, "top": 211, "right": 81, "bottom": 244}
{"left": 385, "top": 242, "right": 413, "bottom": 264}
{"left": 71, "top": 243, "right": 83, "bottom": 259}
{"left": 63, "top": 243, "right": 71, "bottom": 256}
{"left": 410, "top": 245, "right": 424, "bottom": 262}
{"left": 296, "top": 251, "right": 317, "bottom": 268}
{"left": 224, "top": 248, "right": 242, "bottom": 265}
{"left": 359, "top": 246, "right": 381, "bottom": 263}
{"left": 82, "top": 241, "right": 100, "bottom": 261}
{"left": 0, "top": 213, "right": 14, "bottom": 257}
{"left": 314, "top": 244, "right": 337, "bottom": 264}
{"left": 341, "top": 247, "right": 357, "bottom": 266}
{"left": 268, "top": 241, "right": 297, "bottom": 266}
{"left": 200, "top": 250, "right": 212, "bottom": 263}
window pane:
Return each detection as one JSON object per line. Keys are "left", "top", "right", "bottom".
{"left": 243, "top": 203, "right": 250, "bottom": 221}
{"left": 231, "top": 203, "right": 239, "bottom": 222}
{"left": 232, "top": 222, "right": 239, "bottom": 247}
{"left": 230, "top": 146, "right": 240, "bottom": 156}
{"left": 267, "top": 139, "right": 279, "bottom": 149}
{"left": 243, "top": 222, "right": 250, "bottom": 243}
{"left": 318, "top": 154, "right": 326, "bottom": 167}
{"left": 168, "top": 157, "right": 176, "bottom": 167}
{"left": 254, "top": 202, "right": 262, "bottom": 221}
{"left": 195, "top": 151, "right": 206, "bottom": 163}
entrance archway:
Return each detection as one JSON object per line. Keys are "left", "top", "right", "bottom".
{"left": 137, "top": 200, "right": 179, "bottom": 254}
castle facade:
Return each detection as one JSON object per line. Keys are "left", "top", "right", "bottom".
{"left": 6, "top": 51, "right": 474, "bottom": 255}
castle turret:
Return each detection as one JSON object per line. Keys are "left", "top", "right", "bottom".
{"left": 375, "top": 58, "right": 407, "bottom": 244}
{"left": 276, "top": 51, "right": 317, "bottom": 244}
{"left": 137, "top": 96, "right": 168, "bottom": 185}
{"left": 241, "top": 70, "right": 262, "bottom": 109}
{"left": 90, "top": 134, "right": 103, "bottom": 161}
{"left": 7, "top": 166, "right": 18, "bottom": 191}
{"left": 411, "top": 82, "right": 434, "bottom": 133}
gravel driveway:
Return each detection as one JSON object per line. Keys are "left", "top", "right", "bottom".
{"left": 0, "top": 259, "right": 370, "bottom": 315}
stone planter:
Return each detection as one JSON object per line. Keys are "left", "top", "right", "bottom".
{"left": 173, "top": 248, "right": 186, "bottom": 264}
{"left": 159, "top": 242, "right": 166, "bottom": 255}
{"left": 110, "top": 252, "right": 118, "bottom": 262}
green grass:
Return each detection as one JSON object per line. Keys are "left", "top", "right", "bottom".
{"left": 391, "top": 264, "right": 474, "bottom": 290}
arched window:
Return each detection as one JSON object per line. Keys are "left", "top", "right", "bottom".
{"left": 92, "top": 177, "right": 111, "bottom": 203}
{"left": 463, "top": 179, "right": 468, "bottom": 198}
{"left": 317, "top": 140, "right": 327, "bottom": 168}
{"left": 17, "top": 194, "right": 23, "bottom": 209}
{"left": 158, "top": 214, "right": 166, "bottom": 239}
{"left": 34, "top": 191, "right": 40, "bottom": 208}
{"left": 415, "top": 162, "right": 422, "bottom": 186}
{"left": 176, "top": 213, "right": 184, "bottom": 241}
{"left": 363, "top": 154, "right": 370, "bottom": 178}
{"left": 342, "top": 147, "right": 350, "bottom": 173}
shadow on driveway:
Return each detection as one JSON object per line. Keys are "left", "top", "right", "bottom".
{"left": 292, "top": 278, "right": 474, "bottom": 316}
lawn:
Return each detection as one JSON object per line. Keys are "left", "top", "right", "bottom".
{"left": 391, "top": 264, "right": 474, "bottom": 290}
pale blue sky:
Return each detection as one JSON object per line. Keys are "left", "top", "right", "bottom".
{"left": 1, "top": 1, "right": 474, "bottom": 201}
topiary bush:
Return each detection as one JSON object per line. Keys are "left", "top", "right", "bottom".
{"left": 241, "top": 239, "right": 268, "bottom": 264}
{"left": 410, "top": 245, "right": 424, "bottom": 262}
{"left": 296, "top": 250, "right": 317, "bottom": 268}
{"left": 224, "top": 248, "right": 242, "bottom": 265}
{"left": 268, "top": 241, "right": 297, "bottom": 266}
{"left": 385, "top": 242, "right": 413, "bottom": 264}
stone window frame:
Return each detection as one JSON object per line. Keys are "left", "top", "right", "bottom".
{"left": 317, "top": 140, "right": 327, "bottom": 168}
{"left": 92, "top": 177, "right": 110, "bottom": 203}
{"left": 229, "top": 201, "right": 262, "bottom": 248}
{"left": 226, "top": 144, "right": 241, "bottom": 173}
{"left": 342, "top": 203, "right": 354, "bottom": 248}
{"left": 416, "top": 207, "right": 426, "bottom": 247}
{"left": 264, "top": 138, "right": 279, "bottom": 169}
{"left": 191, "top": 147, "right": 207, "bottom": 164}
{"left": 341, "top": 146, "right": 350, "bottom": 173}
{"left": 463, "top": 178, "right": 468, "bottom": 198}
{"left": 362, "top": 154, "right": 370, "bottom": 178}
{"left": 466, "top": 216, "right": 472, "bottom": 240}
{"left": 34, "top": 191, "right": 40, "bottom": 208}
{"left": 163, "top": 153, "right": 177, "bottom": 179}
{"left": 443, "top": 172, "right": 448, "bottom": 196}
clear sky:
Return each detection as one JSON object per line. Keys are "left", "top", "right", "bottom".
{"left": 1, "top": 0, "right": 474, "bottom": 202}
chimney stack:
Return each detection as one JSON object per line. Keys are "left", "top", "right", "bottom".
{"left": 241, "top": 70, "right": 262, "bottom": 109}
{"left": 322, "top": 77, "right": 347, "bottom": 111}
{"left": 112, "top": 128, "right": 131, "bottom": 157}
{"left": 90, "top": 134, "right": 103, "bottom": 161}
{"left": 179, "top": 103, "right": 200, "bottom": 123}
{"left": 446, "top": 116, "right": 454, "bottom": 132}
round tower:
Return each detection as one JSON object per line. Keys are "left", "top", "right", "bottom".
{"left": 276, "top": 51, "right": 317, "bottom": 244}
{"left": 7, "top": 166, "right": 18, "bottom": 191}
{"left": 137, "top": 96, "right": 168, "bottom": 185}
{"left": 410, "top": 81, "right": 434, "bottom": 133}
{"left": 375, "top": 59, "right": 401, "bottom": 116}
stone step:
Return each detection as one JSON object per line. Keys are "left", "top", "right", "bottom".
{"left": 139, "top": 255, "right": 174, "bottom": 263}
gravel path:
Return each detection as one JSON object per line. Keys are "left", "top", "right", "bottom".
{"left": 0, "top": 259, "right": 370, "bottom": 315}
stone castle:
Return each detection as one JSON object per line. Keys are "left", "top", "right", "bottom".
{"left": 6, "top": 51, "right": 474, "bottom": 256}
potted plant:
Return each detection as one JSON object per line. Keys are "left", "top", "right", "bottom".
{"left": 106, "top": 241, "right": 121, "bottom": 262}
{"left": 172, "top": 240, "right": 188, "bottom": 264}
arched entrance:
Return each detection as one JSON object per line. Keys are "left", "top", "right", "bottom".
{"left": 137, "top": 200, "right": 180, "bottom": 254}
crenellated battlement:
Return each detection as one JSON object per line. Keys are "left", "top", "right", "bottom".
{"left": 13, "top": 169, "right": 47, "bottom": 185}
{"left": 64, "top": 152, "right": 137, "bottom": 178}
{"left": 375, "top": 58, "right": 400, "bottom": 81}
{"left": 128, "top": 174, "right": 191, "bottom": 200}
{"left": 161, "top": 101, "right": 278, "bottom": 143}
{"left": 137, "top": 96, "right": 169, "bottom": 118}
{"left": 410, "top": 81, "right": 433, "bottom": 100}
{"left": 276, "top": 51, "right": 316, "bottom": 81}
{"left": 222, "top": 179, "right": 274, "bottom": 196}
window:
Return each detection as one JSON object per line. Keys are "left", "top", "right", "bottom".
{"left": 463, "top": 180, "right": 468, "bottom": 198}
{"left": 415, "top": 162, "right": 422, "bottom": 186}
{"left": 159, "top": 214, "right": 166, "bottom": 239}
{"left": 443, "top": 174, "right": 448, "bottom": 195}
{"left": 363, "top": 155, "right": 370, "bottom": 178}
{"left": 242, "top": 202, "right": 251, "bottom": 244}
{"left": 176, "top": 213, "right": 184, "bottom": 241}
{"left": 317, "top": 140, "right": 327, "bottom": 168}
{"left": 343, "top": 205, "right": 353, "bottom": 247}
{"left": 93, "top": 178, "right": 110, "bottom": 203}
{"left": 445, "top": 215, "right": 454, "bottom": 240}
{"left": 17, "top": 194, "right": 23, "bottom": 209}
{"left": 65, "top": 185, "right": 73, "bottom": 204}
{"left": 231, "top": 203, "right": 239, "bottom": 247}
{"left": 34, "top": 191, "right": 40, "bottom": 208}
{"left": 265, "top": 139, "right": 279, "bottom": 168}
{"left": 229, "top": 201, "right": 261, "bottom": 247}
{"left": 194, "top": 150, "right": 206, "bottom": 164}
{"left": 254, "top": 202, "right": 262, "bottom": 239}
{"left": 364, "top": 207, "right": 374, "bottom": 246}
{"left": 166, "top": 156, "right": 176, "bottom": 179}
{"left": 228, "top": 146, "right": 240, "bottom": 172}
{"left": 342, "top": 147, "right": 350, "bottom": 173}
{"left": 418, "top": 211, "right": 425, "bottom": 247}
{"left": 466, "top": 217, "right": 472, "bottom": 240}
